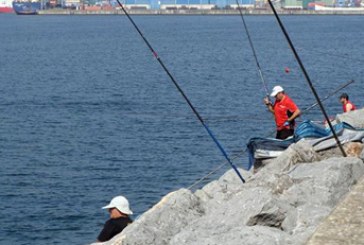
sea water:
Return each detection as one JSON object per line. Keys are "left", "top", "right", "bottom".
{"left": 0, "top": 14, "right": 363, "bottom": 244}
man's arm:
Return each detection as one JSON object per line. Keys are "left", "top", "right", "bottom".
{"left": 346, "top": 103, "right": 353, "bottom": 112}
{"left": 264, "top": 97, "right": 274, "bottom": 114}
{"left": 97, "top": 220, "right": 114, "bottom": 243}
{"left": 287, "top": 108, "right": 301, "bottom": 122}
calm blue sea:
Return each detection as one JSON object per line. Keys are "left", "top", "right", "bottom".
{"left": 0, "top": 14, "right": 363, "bottom": 244}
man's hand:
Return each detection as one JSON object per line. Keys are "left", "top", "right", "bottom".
{"left": 283, "top": 121, "right": 290, "bottom": 126}
{"left": 264, "top": 97, "right": 271, "bottom": 105}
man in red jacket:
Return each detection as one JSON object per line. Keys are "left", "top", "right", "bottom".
{"left": 264, "top": 85, "right": 301, "bottom": 140}
{"left": 340, "top": 93, "right": 357, "bottom": 113}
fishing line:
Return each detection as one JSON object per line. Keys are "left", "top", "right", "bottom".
{"left": 206, "top": 79, "right": 354, "bottom": 123}
{"left": 302, "top": 79, "right": 354, "bottom": 114}
{"left": 115, "top": 0, "right": 245, "bottom": 183}
{"left": 187, "top": 150, "right": 248, "bottom": 190}
{"left": 297, "top": 47, "right": 364, "bottom": 65}
{"left": 267, "top": 0, "right": 347, "bottom": 157}
{"left": 234, "top": 0, "right": 269, "bottom": 96}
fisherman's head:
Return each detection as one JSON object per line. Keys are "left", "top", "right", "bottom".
{"left": 270, "top": 85, "right": 285, "bottom": 100}
{"left": 340, "top": 93, "right": 349, "bottom": 104}
{"left": 102, "top": 195, "right": 133, "bottom": 219}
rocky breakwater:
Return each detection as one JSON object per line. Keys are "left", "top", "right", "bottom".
{"left": 93, "top": 109, "right": 364, "bottom": 245}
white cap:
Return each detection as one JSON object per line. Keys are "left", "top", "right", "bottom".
{"left": 102, "top": 195, "right": 133, "bottom": 215}
{"left": 270, "top": 85, "right": 284, "bottom": 97}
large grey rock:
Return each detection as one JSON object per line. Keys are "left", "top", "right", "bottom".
{"left": 284, "top": 157, "right": 363, "bottom": 207}
{"left": 335, "top": 108, "right": 364, "bottom": 128}
{"left": 92, "top": 141, "right": 364, "bottom": 245}
{"left": 170, "top": 226, "right": 290, "bottom": 245}
{"left": 306, "top": 176, "right": 364, "bottom": 245}
{"left": 247, "top": 141, "right": 319, "bottom": 191}
{"left": 317, "top": 142, "right": 364, "bottom": 159}
{"left": 92, "top": 189, "right": 203, "bottom": 245}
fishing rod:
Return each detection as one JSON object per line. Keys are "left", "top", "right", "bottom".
{"left": 267, "top": 0, "right": 347, "bottom": 157}
{"left": 266, "top": 80, "right": 354, "bottom": 137}
{"left": 234, "top": 0, "right": 269, "bottom": 96}
{"left": 206, "top": 117, "right": 324, "bottom": 124}
{"left": 126, "top": 78, "right": 352, "bottom": 123}
{"left": 301, "top": 79, "right": 354, "bottom": 114}
{"left": 115, "top": 0, "right": 245, "bottom": 183}
{"left": 187, "top": 150, "right": 247, "bottom": 190}
{"left": 205, "top": 79, "right": 354, "bottom": 122}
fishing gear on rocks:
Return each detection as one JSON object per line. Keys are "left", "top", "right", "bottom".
{"left": 115, "top": 0, "right": 245, "bottom": 183}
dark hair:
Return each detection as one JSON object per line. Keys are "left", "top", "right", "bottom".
{"left": 340, "top": 93, "right": 349, "bottom": 100}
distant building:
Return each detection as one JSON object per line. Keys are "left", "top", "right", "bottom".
{"left": 45, "top": 0, "right": 364, "bottom": 10}
{"left": 282, "top": 0, "right": 303, "bottom": 9}
{"left": 254, "top": 0, "right": 267, "bottom": 8}
{"left": 157, "top": 0, "right": 215, "bottom": 9}
{"left": 48, "top": 0, "right": 58, "bottom": 7}
{"left": 226, "top": 0, "right": 256, "bottom": 9}
{"left": 317, "top": 0, "right": 334, "bottom": 6}
{"left": 334, "top": 0, "right": 361, "bottom": 6}
{"left": 160, "top": 3, "right": 215, "bottom": 9}
{"left": 63, "top": 0, "right": 81, "bottom": 8}
{"left": 120, "top": 0, "right": 151, "bottom": 9}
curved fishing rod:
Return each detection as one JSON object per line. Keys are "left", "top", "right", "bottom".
{"left": 234, "top": 0, "right": 269, "bottom": 96}
{"left": 266, "top": 0, "right": 347, "bottom": 157}
{"left": 302, "top": 79, "right": 354, "bottom": 114}
{"left": 205, "top": 79, "right": 354, "bottom": 123}
{"left": 115, "top": 0, "right": 245, "bottom": 183}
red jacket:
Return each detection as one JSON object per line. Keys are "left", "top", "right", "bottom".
{"left": 343, "top": 101, "right": 356, "bottom": 112}
{"left": 273, "top": 95, "right": 299, "bottom": 130}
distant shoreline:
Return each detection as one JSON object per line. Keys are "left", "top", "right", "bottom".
{"left": 38, "top": 9, "right": 364, "bottom": 15}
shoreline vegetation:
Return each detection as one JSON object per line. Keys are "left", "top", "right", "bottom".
{"left": 38, "top": 8, "right": 364, "bottom": 15}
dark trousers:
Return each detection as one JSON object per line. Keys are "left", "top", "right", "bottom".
{"left": 276, "top": 128, "right": 294, "bottom": 140}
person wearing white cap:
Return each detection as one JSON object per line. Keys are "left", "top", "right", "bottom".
{"left": 263, "top": 85, "right": 300, "bottom": 139}
{"left": 97, "top": 195, "right": 133, "bottom": 242}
